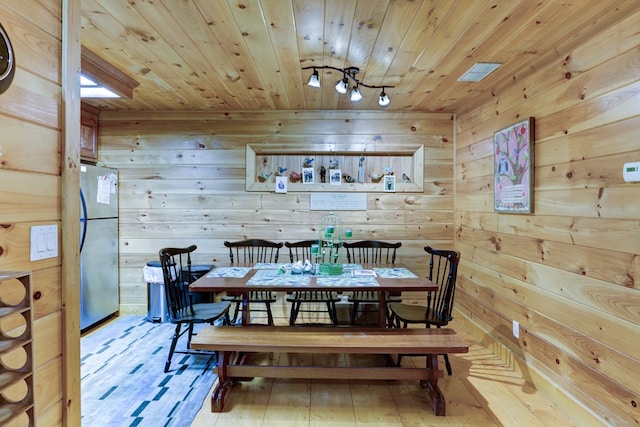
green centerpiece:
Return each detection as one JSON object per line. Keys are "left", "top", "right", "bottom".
{"left": 315, "top": 212, "right": 351, "bottom": 275}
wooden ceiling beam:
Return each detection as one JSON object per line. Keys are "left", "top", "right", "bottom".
{"left": 81, "top": 47, "right": 139, "bottom": 99}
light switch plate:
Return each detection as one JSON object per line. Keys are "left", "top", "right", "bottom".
{"left": 30, "top": 225, "right": 58, "bottom": 261}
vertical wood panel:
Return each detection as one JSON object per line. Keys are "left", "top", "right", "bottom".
{"left": 62, "top": 0, "right": 82, "bottom": 425}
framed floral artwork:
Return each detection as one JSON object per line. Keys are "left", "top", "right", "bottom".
{"left": 494, "top": 117, "right": 534, "bottom": 213}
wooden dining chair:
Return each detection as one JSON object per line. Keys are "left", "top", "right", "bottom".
{"left": 343, "top": 240, "right": 402, "bottom": 326}
{"left": 284, "top": 240, "right": 341, "bottom": 326}
{"left": 222, "top": 239, "right": 283, "bottom": 325}
{"left": 159, "top": 245, "right": 231, "bottom": 372}
{"left": 388, "top": 246, "right": 461, "bottom": 374}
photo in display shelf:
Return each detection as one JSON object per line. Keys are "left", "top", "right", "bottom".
{"left": 494, "top": 117, "right": 534, "bottom": 213}
{"left": 383, "top": 175, "right": 396, "bottom": 192}
{"left": 303, "top": 167, "right": 314, "bottom": 184}
{"left": 275, "top": 175, "right": 287, "bottom": 193}
{"left": 330, "top": 169, "right": 341, "bottom": 186}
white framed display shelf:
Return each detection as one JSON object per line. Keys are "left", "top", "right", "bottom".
{"left": 246, "top": 143, "right": 424, "bottom": 193}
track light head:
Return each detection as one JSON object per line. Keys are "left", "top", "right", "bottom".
{"left": 350, "top": 86, "right": 363, "bottom": 102}
{"left": 335, "top": 77, "right": 348, "bottom": 94}
{"left": 378, "top": 89, "right": 390, "bottom": 107}
{"left": 307, "top": 69, "right": 320, "bottom": 88}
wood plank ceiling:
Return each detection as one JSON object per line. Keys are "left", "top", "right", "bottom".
{"left": 80, "top": 0, "right": 623, "bottom": 113}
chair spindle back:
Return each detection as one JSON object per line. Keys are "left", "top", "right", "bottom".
{"left": 224, "top": 239, "right": 283, "bottom": 264}
{"left": 159, "top": 245, "right": 197, "bottom": 319}
{"left": 425, "top": 246, "right": 460, "bottom": 324}
{"left": 343, "top": 240, "right": 402, "bottom": 264}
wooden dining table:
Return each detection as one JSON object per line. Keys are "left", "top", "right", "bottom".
{"left": 189, "top": 263, "right": 437, "bottom": 327}
{"left": 189, "top": 263, "right": 467, "bottom": 416}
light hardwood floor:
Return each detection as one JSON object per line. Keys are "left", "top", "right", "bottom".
{"left": 190, "top": 296, "right": 581, "bottom": 427}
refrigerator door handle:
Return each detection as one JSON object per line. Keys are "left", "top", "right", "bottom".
{"left": 80, "top": 188, "right": 88, "bottom": 253}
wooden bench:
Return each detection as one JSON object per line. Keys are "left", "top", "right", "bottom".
{"left": 190, "top": 326, "right": 469, "bottom": 416}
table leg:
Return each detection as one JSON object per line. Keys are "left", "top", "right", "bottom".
{"left": 242, "top": 292, "right": 250, "bottom": 326}
{"left": 378, "top": 292, "right": 388, "bottom": 328}
{"left": 422, "top": 354, "right": 446, "bottom": 416}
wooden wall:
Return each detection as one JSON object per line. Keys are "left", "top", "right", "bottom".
{"left": 0, "top": 2, "right": 66, "bottom": 425}
{"left": 454, "top": 9, "right": 640, "bottom": 427}
{"left": 97, "top": 111, "right": 455, "bottom": 315}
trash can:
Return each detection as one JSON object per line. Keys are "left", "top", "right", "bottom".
{"left": 143, "top": 261, "right": 167, "bottom": 323}
{"left": 185, "top": 265, "right": 214, "bottom": 303}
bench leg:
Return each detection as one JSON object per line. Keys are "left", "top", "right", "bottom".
{"left": 422, "top": 354, "right": 446, "bottom": 416}
{"left": 211, "top": 351, "right": 235, "bottom": 412}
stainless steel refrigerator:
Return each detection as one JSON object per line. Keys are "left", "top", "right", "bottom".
{"left": 80, "top": 163, "right": 119, "bottom": 330}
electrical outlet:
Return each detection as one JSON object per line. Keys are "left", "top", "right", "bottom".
{"left": 512, "top": 320, "right": 520, "bottom": 339}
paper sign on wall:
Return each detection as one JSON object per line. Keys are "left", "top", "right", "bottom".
{"left": 310, "top": 193, "right": 367, "bottom": 211}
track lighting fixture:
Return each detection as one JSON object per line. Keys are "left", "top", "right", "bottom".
{"left": 303, "top": 65, "right": 394, "bottom": 107}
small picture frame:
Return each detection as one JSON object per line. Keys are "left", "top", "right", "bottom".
{"left": 330, "top": 169, "right": 342, "bottom": 186}
{"left": 303, "top": 167, "right": 314, "bottom": 184}
{"left": 275, "top": 176, "right": 287, "bottom": 193}
{"left": 383, "top": 175, "right": 395, "bottom": 192}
